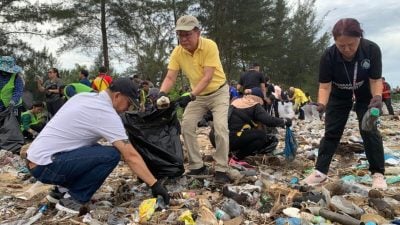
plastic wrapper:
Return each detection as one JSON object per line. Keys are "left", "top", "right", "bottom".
{"left": 138, "top": 198, "right": 157, "bottom": 223}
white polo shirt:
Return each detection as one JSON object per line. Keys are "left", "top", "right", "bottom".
{"left": 27, "top": 91, "right": 128, "bottom": 165}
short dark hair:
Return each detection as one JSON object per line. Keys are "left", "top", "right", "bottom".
{"left": 332, "top": 18, "right": 363, "bottom": 40}
{"left": 141, "top": 81, "right": 149, "bottom": 86}
{"left": 251, "top": 62, "right": 260, "bottom": 68}
{"left": 80, "top": 69, "right": 89, "bottom": 77}
{"left": 99, "top": 66, "right": 107, "bottom": 73}
{"left": 32, "top": 101, "right": 44, "bottom": 108}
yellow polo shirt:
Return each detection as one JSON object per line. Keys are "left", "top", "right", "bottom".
{"left": 168, "top": 37, "right": 226, "bottom": 95}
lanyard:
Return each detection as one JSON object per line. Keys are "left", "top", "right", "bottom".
{"left": 343, "top": 61, "right": 358, "bottom": 101}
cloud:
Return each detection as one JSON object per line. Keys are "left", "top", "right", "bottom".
{"left": 313, "top": 0, "right": 400, "bottom": 85}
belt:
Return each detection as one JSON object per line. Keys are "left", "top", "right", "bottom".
{"left": 201, "top": 81, "right": 227, "bottom": 96}
{"left": 26, "top": 159, "right": 37, "bottom": 170}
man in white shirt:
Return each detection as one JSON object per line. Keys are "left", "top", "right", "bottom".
{"left": 27, "top": 78, "right": 169, "bottom": 215}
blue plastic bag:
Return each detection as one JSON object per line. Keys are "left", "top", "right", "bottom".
{"left": 276, "top": 217, "right": 301, "bottom": 225}
{"left": 284, "top": 127, "right": 297, "bottom": 161}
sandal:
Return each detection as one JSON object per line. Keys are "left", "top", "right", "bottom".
{"left": 229, "top": 157, "right": 256, "bottom": 169}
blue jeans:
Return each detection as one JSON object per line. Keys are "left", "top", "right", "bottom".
{"left": 29, "top": 145, "right": 120, "bottom": 203}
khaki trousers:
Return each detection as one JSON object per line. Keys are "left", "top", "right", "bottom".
{"left": 182, "top": 84, "right": 230, "bottom": 172}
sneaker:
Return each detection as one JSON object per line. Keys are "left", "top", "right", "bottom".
{"left": 186, "top": 166, "right": 209, "bottom": 176}
{"left": 372, "top": 173, "right": 387, "bottom": 190}
{"left": 46, "top": 186, "right": 66, "bottom": 203}
{"left": 302, "top": 170, "right": 327, "bottom": 186}
{"left": 215, "top": 171, "right": 231, "bottom": 184}
{"left": 56, "top": 197, "right": 83, "bottom": 215}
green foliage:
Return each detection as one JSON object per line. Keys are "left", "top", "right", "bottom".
{"left": 1, "top": 0, "right": 50, "bottom": 56}
{"left": 2, "top": 0, "right": 330, "bottom": 103}
{"left": 192, "top": 0, "right": 329, "bottom": 98}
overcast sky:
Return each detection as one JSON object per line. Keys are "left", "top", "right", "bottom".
{"left": 312, "top": 0, "right": 400, "bottom": 87}
{"left": 33, "top": 0, "right": 400, "bottom": 87}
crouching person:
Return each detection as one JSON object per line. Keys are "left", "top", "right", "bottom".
{"left": 20, "top": 101, "right": 46, "bottom": 140}
{"left": 228, "top": 88, "right": 291, "bottom": 161}
{"left": 26, "top": 78, "right": 169, "bottom": 215}
{"left": 210, "top": 88, "right": 291, "bottom": 163}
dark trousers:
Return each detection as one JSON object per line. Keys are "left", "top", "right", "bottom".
{"left": 315, "top": 96, "right": 385, "bottom": 175}
{"left": 383, "top": 98, "right": 394, "bottom": 115}
{"left": 23, "top": 123, "right": 45, "bottom": 140}
{"left": 297, "top": 103, "right": 306, "bottom": 120}
{"left": 273, "top": 100, "right": 279, "bottom": 118}
{"left": 46, "top": 98, "right": 64, "bottom": 118}
{"left": 29, "top": 145, "right": 120, "bottom": 203}
{"left": 266, "top": 100, "right": 280, "bottom": 118}
{"left": 230, "top": 129, "right": 266, "bottom": 159}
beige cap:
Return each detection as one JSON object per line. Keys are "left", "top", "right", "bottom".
{"left": 175, "top": 15, "right": 199, "bottom": 31}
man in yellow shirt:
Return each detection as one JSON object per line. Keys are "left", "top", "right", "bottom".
{"left": 289, "top": 87, "right": 309, "bottom": 120}
{"left": 157, "top": 15, "right": 230, "bottom": 183}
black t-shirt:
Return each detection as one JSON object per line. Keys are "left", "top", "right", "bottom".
{"left": 319, "top": 38, "right": 382, "bottom": 102}
{"left": 239, "top": 70, "right": 265, "bottom": 89}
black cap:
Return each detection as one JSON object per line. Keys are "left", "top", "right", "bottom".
{"left": 109, "top": 77, "right": 139, "bottom": 104}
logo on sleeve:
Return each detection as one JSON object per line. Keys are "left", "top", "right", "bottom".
{"left": 361, "top": 59, "right": 370, "bottom": 70}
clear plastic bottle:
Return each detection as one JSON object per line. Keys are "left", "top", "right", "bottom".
{"left": 222, "top": 199, "right": 242, "bottom": 218}
{"left": 361, "top": 107, "right": 380, "bottom": 132}
{"left": 25, "top": 204, "right": 48, "bottom": 225}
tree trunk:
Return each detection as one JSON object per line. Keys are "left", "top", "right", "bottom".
{"left": 101, "top": 0, "right": 109, "bottom": 70}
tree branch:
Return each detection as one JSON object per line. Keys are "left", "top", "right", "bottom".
{"left": 3, "top": 31, "right": 47, "bottom": 36}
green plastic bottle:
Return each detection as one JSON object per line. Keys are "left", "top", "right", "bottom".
{"left": 361, "top": 107, "right": 380, "bottom": 131}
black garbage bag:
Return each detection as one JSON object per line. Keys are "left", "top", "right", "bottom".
{"left": 121, "top": 104, "right": 184, "bottom": 178}
{"left": 0, "top": 107, "right": 24, "bottom": 153}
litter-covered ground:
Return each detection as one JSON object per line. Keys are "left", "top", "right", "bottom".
{"left": 1, "top": 103, "right": 400, "bottom": 225}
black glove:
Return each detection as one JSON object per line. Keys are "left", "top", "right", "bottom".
{"left": 178, "top": 93, "right": 195, "bottom": 108}
{"left": 368, "top": 95, "right": 383, "bottom": 109}
{"left": 283, "top": 118, "right": 292, "bottom": 128}
{"left": 316, "top": 103, "right": 326, "bottom": 113}
{"left": 151, "top": 180, "right": 170, "bottom": 205}
{"left": 158, "top": 91, "right": 167, "bottom": 98}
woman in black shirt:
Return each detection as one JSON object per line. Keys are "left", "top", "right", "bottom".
{"left": 302, "top": 18, "right": 386, "bottom": 189}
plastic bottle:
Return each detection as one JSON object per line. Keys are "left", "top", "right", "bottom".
{"left": 25, "top": 204, "right": 48, "bottom": 225}
{"left": 215, "top": 208, "right": 231, "bottom": 221}
{"left": 361, "top": 107, "right": 380, "bottom": 131}
{"left": 222, "top": 198, "right": 242, "bottom": 218}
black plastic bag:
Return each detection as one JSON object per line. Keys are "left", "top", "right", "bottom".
{"left": 0, "top": 107, "right": 24, "bottom": 153}
{"left": 121, "top": 105, "right": 184, "bottom": 178}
